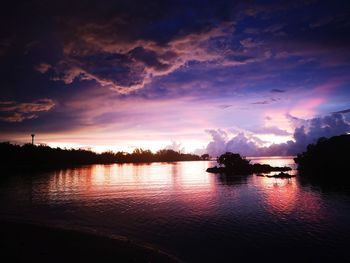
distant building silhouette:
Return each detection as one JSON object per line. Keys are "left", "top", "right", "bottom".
{"left": 31, "top": 134, "right": 35, "bottom": 145}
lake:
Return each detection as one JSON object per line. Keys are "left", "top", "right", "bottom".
{"left": 1, "top": 157, "right": 349, "bottom": 262}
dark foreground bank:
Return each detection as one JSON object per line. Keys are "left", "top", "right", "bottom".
{"left": 0, "top": 220, "right": 181, "bottom": 263}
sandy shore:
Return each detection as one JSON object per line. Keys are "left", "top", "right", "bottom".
{"left": 0, "top": 220, "right": 181, "bottom": 262}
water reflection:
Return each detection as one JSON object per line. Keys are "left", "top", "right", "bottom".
{"left": 217, "top": 174, "right": 248, "bottom": 185}
{"left": 49, "top": 162, "right": 214, "bottom": 192}
{"left": 45, "top": 162, "right": 219, "bottom": 217}
{"left": 253, "top": 170, "right": 323, "bottom": 222}
{"left": 0, "top": 159, "right": 349, "bottom": 262}
{"left": 255, "top": 176, "right": 298, "bottom": 216}
{"left": 2, "top": 159, "right": 326, "bottom": 222}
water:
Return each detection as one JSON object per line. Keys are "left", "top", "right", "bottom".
{"left": 1, "top": 158, "right": 349, "bottom": 262}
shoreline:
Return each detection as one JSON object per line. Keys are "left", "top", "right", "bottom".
{"left": 0, "top": 218, "right": 182, "bottom": 263}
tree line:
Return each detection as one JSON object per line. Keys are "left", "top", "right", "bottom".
{"left": 0, "top": 142, "right": 204, "bottom": 167}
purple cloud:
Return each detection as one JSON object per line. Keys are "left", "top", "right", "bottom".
{"left": 205, "top": 113, "right": 350, "bottom": 156}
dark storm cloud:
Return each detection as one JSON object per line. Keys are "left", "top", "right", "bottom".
{"left": 2, "top": 0, "right": 349, "bottom": 96}
{"left": 25, "top": 0, "right": 238, "bottom": 93}
{"left": 0, "top": 0, "right": 240, "bottom": 93}
{"left": 55, "top": 19, "right": 236, "bottom": 92}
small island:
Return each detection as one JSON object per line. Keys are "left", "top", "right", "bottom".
{"left": 206, "top": 152, "right": 292, "bottom": 175}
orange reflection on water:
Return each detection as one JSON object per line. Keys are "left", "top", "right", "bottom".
{"left": 47, "top": 162, "right": 218, "bottom": 216}
{"left": 256, "top": 176, "right": 298, "bottom": 216}
{"left": 46, "top": 159, "right": 325, "bottom": 222}
{"left": 255, "top": 175, "right": 324, "bottom": 221}
{"left": 90, "top": 163, "right": 174, "bottom": 190}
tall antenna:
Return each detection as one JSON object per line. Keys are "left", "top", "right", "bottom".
{"left": 31, "top": 134, "right": 35, "bottom": 145}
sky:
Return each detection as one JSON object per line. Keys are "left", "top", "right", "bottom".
{"left": 0, "top": 0, "right": 350, "bottom": 155}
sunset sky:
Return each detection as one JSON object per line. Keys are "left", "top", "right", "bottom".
{"left": 0, "top": 0, "right": 349, "bottom": 155}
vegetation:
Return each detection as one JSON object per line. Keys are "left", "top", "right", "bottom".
{"left": 0, "top": 142, "right": 202, "bottom": 169}
{"left": 294, "top": 134, "right": 350, "bottom": 185}
{"left": 206, "top": 152, "right": 291, "bottom": 175}
{"left": 217, "top": 152, "right": 251, "bottom": 173}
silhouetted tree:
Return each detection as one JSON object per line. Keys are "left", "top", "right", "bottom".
{"left": 201, "top": 154, "right": 210, "bottom": 160}
{"left": 218, "top": 152, "right": 250, "bottom": 170}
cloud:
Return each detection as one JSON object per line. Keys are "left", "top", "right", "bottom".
{"left": 205, "top": 113, "right": 350, "bottom": 156}
{"left": 309, "top": 16, "right": 333, "bottom": 28}
{"left": 0, "top": 99, "right": 55, "bottom": 122}
{"left": 205, "top": 129, "right": 266, "bottom": 157}
{"left": 14, "top": 0, "right": 346, "bottom": 100}
{"left": 206, "top": 129, "right": 229, "bottom": 157}
{"left": 285, "top": 113, "right": 307, "bottom": 128}
{"left": 251, "top": 97, "right": 281, "bottom": 105}
{"left": 225, "top": 132, "right": 262, "bottom": 156}
{"left": 217, "top": 104, "right": 232, "bottom": 109}
{"left": 248, "top": 126, "right": 291, "bottom": 136}
{"left": 164, "top": 141, "right": 184, "bottom": 152}
{"left": 1, "top": 0, "right": 350, "bottom": 150}
{"left": 270, "top": 89, "right": 286, "bottom": 93}
{"left": 49, "top": 22, "right": 236, "bottom": 93}
{"left": 37, "top": 1, "right": 312, "bottom": 95}
{"left": 34, "top": 63, "right": 52, "bottom": 74}
{"left": 296, "top": 113, "right": 350, "bottom": 142}
{"left": 252, "top": 100, "right": 270, "bottom": 105}
{"left": 240, "top": 38, "right": 260, "bottom": 49}
{"left": 263, "top": 23, "right": 285, "bottom": 34}
{"left": 332, "top": 108, "right": 350, "bottom": 114}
